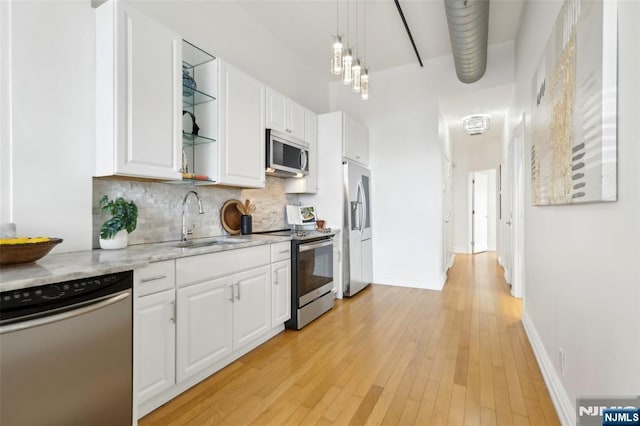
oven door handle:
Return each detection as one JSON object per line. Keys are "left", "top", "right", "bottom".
{"left": 0, "top": 291, "right": 131, "bottom": 334}
{"left": 299, "top": 240, "right": 334, "bottom": 252}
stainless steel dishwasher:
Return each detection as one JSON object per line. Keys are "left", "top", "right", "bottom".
{"left": 0, "top": 270, "right": 133, "bottom": 425}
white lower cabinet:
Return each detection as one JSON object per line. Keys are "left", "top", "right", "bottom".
{"left": 134, "top": 259, "right": 177, "bottom": 407}
{"left": 176, "top": 276, "right": 233, "bottom": 383}
{"left": 136, "top": 289, "right": 176, "bottom": 404}
{"left": 136, "top": 243, "right": 291, "bottom": 417}
{"left": 232, "top": 266, "right": 271, "bottom": 349}
{"left": 271, "top": 260, "right": 291, "bottom": 326}
{"left": 176, "top": 264, "right": 271, "bottom": 382}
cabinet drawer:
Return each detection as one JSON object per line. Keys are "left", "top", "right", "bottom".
{"left": 176, "top": 245, "right": 270, "bottom": 288}
{"left": 271, "top": 241, "right": 291, "bottom": 262}
{"left": 135, "top": 260, "right": 176, "bottom": 297}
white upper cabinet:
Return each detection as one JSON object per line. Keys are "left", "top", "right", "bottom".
{"left": 285, "top": 108, "right": 318, "bottom": 194}
{"left": 217, "top": 61, "right": 266, "bottom": 188}
{"left": 95, "top": 0, "right": 182, "bottom": 180}
{"left": 343, "top": 115, "right": 369, "bottom": 166}
{"left": 266, "top": 87, "right": 305, "bottom": 140}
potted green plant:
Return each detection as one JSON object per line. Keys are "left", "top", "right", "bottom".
{"left": 99, "top": 195, "right": 138, "bottom": 250}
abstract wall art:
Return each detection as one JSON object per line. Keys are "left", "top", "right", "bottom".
{"left": 530, "top": 0, "right": 617, "bottom": 205}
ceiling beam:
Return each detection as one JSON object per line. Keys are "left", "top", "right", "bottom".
{"left": 394, "top": 0, "right": 424, "bottom": 67}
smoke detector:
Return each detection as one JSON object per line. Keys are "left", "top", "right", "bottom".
{"left": 462, "top": 114, "right": 491, "bottom": 135}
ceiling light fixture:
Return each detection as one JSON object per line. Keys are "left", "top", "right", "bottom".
{"left": 462, "top": 114, "right": 491, "bottom": 135}
{"left": 341, "top": 0, "right": 353, "bottom": 85}
{"left": 330, "top": 0, "right": 343, "bottom": 75}
{"left": 351, "top": 0, "right": 361, "bottom": 93}
{"left": 360, "top": 0, "right": 369, "bottom": 100}
{"left": 330, "top": 0, "right": 368, "bottom": 100}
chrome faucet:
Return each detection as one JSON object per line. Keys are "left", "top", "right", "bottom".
{"left": 181, "top": 190, "right": 204, "bottom": 241}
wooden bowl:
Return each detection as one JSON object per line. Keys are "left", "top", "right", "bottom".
{"left": 221, "top": 200, "right": 242, "bottom": 235}
{"left": 0, "top": 238, "right": 63, "bottom": 266}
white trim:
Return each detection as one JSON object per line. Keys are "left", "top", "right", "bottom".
{"left": 375, "top": 278, "right": 444, "bottom": 292}
{"left": 521, "top": 311, "right": 574, "bottom": 426}
{"left": 503, "top": 267, "right": 512, "bottom": 285}
{"left": 447, "top": 253, "right": 456, "bottom": 269}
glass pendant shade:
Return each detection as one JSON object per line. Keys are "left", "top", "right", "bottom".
{"left": 331, "top": 35, "right": 343, "bottom": 75}
{"left": 360, "top": 68, "right": 369, "bottom": 100}
{"left": 352, "top": 59, "right": 362, "bottom": 92}
{"left": 342, "top": 48, "right": 353, "bottom": 85}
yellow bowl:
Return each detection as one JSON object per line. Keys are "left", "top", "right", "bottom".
{"left": 0, "top": 238, "right": 63, "bottom": 266}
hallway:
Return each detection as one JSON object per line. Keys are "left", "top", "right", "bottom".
{"left": 141, "top": 252, "right": 559, "bottom": 425}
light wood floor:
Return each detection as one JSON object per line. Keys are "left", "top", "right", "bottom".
{"left": 140, "top": 252, "right": 559, "bottom": 425}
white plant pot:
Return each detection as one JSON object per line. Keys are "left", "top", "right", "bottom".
{"left": 99, "top": 230, "right": 129, "bottom": 250}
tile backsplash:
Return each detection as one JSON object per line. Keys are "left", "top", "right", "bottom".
{"left": 92, "top": 177, "right": 299, "bottom": 248}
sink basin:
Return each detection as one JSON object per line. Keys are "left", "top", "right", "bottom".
{"left": 173, "top": 238, "right": 250, "bottom": 249}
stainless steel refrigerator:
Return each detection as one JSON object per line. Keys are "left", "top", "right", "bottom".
{"left": 343, "top": 160, "right": 373, "bottom": 297}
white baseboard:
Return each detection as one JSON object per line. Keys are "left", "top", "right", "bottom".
{"left": 375, "top": 278, "right": 444, "bottom": 291}
{"left": 521, "top": 311, "right": 574, "bottom": 426}
{"left": 448, "top": 253, "right": 456, "bottom": 269}
{"left": 453, "top": 245, "right": 469, "bottom": 254}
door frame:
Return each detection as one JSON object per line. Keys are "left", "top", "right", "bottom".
{"left": 507, "top": 116, "right": 525, "bottom": 298}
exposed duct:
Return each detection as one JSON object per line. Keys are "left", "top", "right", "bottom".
{"left": 444, "top": 0, "right": 490, "bottom": 84}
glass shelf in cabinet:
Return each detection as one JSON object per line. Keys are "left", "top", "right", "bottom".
{"left": 183, "top": 86, "right": 216, "bottom": 108}
{"left": 182, "top": 40, "right": 216, "bottom": 69}
{"left": 182, "top": 132, "right": 216, "bottom": 146}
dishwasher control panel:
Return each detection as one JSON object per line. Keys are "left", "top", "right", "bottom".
{"left": 0, "top": 271, "right": 132, "bottom": 322}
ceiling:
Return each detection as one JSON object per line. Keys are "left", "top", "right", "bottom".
{"left": 238, "top": 0, "right": 523, "bottom": 142}
{"left": 238, "top": 0, "right": 525, "bottom": 80}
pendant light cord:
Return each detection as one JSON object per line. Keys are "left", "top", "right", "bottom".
{"left": 363, "top": 0, "right": 366, "bottom": 64}
{"left": 355, "top": 0, "right": 358, "bottom": 56}
{"left": 346, "top": 0, "right": 350, "bottom": 46}
{"left": 336, "top": 0, "right": 339, "bottom": 35}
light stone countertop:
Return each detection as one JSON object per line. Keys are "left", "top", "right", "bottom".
{"left": 0, "top": 234, "right": 291, "bottom": 292}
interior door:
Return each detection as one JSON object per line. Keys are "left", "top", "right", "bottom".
{"left": 472, "top": 172, "right": 489, "bottom": 253}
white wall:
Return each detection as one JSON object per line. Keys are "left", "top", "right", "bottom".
{"left": 2, "top": 1, "right": 95, "bottom": 252}
{"left": 451, "top": 135, "right": 502, "bottom": 253}
{"left": 514, "top": 1, "right": 640, "bottom": 423}
{"left": 330, "top": 42, "right": 515, "bottom": 290}
{"left": 129, "top": 1, "right": 329, "bottom": 114}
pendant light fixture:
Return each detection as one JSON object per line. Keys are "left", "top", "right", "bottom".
{"left": 330, "top": 0, "right": 368, "bottom": 100}
{"left": 351, "top": 0, "right": 361, "bottom": 93}
{"left": 330, "top": 0, "right": 343, "bottom": 75}
{"left": 360, "top": 0, "right": 369, "bottom": 100}
{"left": 342, "top": 0, "right": 353, "bottom": 85}
{"left": 361, "top": 68, "right": 369, "bottom": 100}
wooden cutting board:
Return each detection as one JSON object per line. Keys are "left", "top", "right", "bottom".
{"left": 221, "top": 199, "right": 243, "bottom": 235}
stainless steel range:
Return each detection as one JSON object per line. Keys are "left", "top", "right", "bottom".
{"left": 256, "top": 229, "right": 335, "bottom": 329}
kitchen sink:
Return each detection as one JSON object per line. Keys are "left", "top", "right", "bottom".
{"left": 173, "top": 238, "right": 250, "bottom": 249}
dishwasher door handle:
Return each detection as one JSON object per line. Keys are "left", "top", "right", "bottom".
{"left": 0, "top": 291, "right": 131, "bottom": 334}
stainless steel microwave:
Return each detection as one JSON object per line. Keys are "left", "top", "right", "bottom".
{"left": 265, "top": 129, "right": 309, "bottom": 177}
